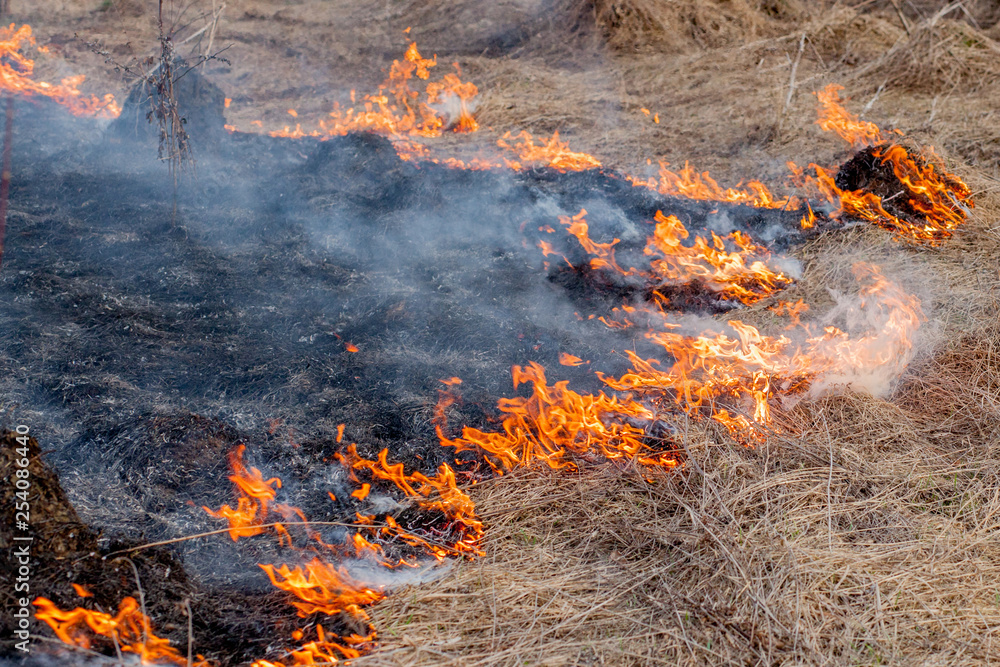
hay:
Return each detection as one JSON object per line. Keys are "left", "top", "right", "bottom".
{"left": 353, "top": 183, "right": 1000, "bottom": 666}
{"left": 801, "top": 7, "right": 906, "bottom": 70}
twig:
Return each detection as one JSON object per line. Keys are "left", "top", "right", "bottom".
{"left": 101, "top": 520, "right": 372, "bottom": 558}
{"left": 144, "top": 21, "right": 216, "bottom": 79}
{"left": 0, "top": 94, "right": 13, "bottom": 274}
{"left": 778, "top": 33, "right": 806, "bottom": 133}
{"left": 889, "top": 0, "right": 912, "bottom": 35}
{"left": 861, "top": 80, "right": 886, "bottom": 114}
{"left": 202, "top": 2, "right": 226, "bottom": 71}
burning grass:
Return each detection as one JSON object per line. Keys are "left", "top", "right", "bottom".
{"left": 358, "top": 331, "right": 1000, "bottom": 664}
{"left": 8, "top": 0, "right": 1000, "bottom": 665}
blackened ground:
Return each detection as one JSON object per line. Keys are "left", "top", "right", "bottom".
{"left": 834, "top": 142, "right": 969, "bottom": 227}
{"left": 0, "top": 86, "right": 812, "bottom": 664}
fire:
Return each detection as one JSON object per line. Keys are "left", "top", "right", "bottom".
{"left": 554, "top": 208, "right": 795, "bottom": 307}
{"left": 641, "top": 162, "right": 796, "bottom": 210}
{"left": 339, "top": 444, "right": 485, "bottom": 557}
{"left": 260, "top": 558, "right": 386, "bottom": 617}
{"left": 34, "top": 595, "right": 211, "bottom": 666}
{"left": 191, "top": 441, "right": 483, "bottom": 664}
{"left": 202, "top": 444, "right": 280, "bottom": 540}
{"left": 0, "top": 24, "right": 119, "bottom": 118}
{"left": 789, "top": 84, "right": 973, "bottom": 245}
{"left": 601, "top": 263, "right": 923, "bottom": 435}
{"left": 559, "top": 352, "right": 587, "bottom": 366}
{"left": 251, "top": 627, "right": 372, "bottom": 667}
{"left": 437, "top": 362, "right": 680, "bottom": 472}
{"left": 496, "top": 130, "right": 602, "bottom": 172}
{"left": 265, "top": 42, "right": 478, "bottom": 144}
{"left": 815, "top": 83, "right": 885, "bottom": 149}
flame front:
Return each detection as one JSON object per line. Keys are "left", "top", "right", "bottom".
{"left": 0, "top": 24, "right": 119, "bottom": 117}
{"left": 34, "top": 596, "right": 210, "bottom": 666}
{"left": 496, "top": 130, "right": 602, "bottom": 172}
{"left": 438, "top": 361, "right": 679, "bottom": 472}
{"left": 265, "top": 41, "right": 478, "bottom": 145}
{"left": 552, "top": 208, "right": 794, "bottom": 308}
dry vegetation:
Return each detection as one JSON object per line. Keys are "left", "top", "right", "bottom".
{"left": 17, "top": 0, "right": 1000, "bottom": 664}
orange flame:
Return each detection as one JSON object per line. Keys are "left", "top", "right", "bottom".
{"left": 556, "top": 208, "right": 794, "bottom": 307}
{"left": 602, "top": 263, "right": 923, "bottom": 435}
{"left": 251, "top": 627, "right": 372, "bottom": 667}
{"left": 559, "top": 352, "right": 588, "bottom": 366}
{"left": 496, "top": 130, "right": 602, "bottom": 172}
{"left": 339, "top": 445, "right": 484, "bottom": 557}
{"left": 815, "top": 83, "right": 885, "bottom": 149}
{"left": 260, "top": 558, "right": 386, "bottom": 618}
{"left": 266, "top": 42, "right": 478, "bottom": 144}
{"left": 202, "top": 444, "right": 280, "bottom": 540}
{"left": 791, "top": 84, "right": 973, "bottom": 244}
{"left": 194, "top": 437, "right": 484, "bottom": 664}
{"left": 437, "top": 362, "right": 680, "bottom": 472}
{"left": 34, "top": 596, "right": 210, "bottom": 666}
{"left": 0, "top": 25, "right": 119, "bottom": 118}
{"left": 643, "top": 162, "right": 795, "bottom": 210}
{"left": 788, "top": 151, "right": 973, "bottom": 245}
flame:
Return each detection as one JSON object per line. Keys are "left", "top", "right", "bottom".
{"left": 555, "top": 208, "right": 794, "bottom": 307}
{"left": 34, "top": 596, "right": 211, "bottom": 666}
{"left": 264, "top": 42, "right": 478, "bottom": 144}
{"left": 559, "top": 352, "right": 587, "bottom": 366}
{"left": 602, "top": 263, "right": 923, "bottom": 435}
{"left": 437, "top": 361, "right": 680, "bottom": 472}
{"left": 194, "top": 440, "right": 483, "bottom": 664}
{"left": 339, "top": 445, "right": 484, "bottom": 557}
{"left": 0, "top": 24, "right": 119, "bottom": 117}
{"left": 815, "top": 83, "right": 885, "bottom": 149}
{"left": 790, "top": 84, "right": 974, "bottom": 244}
{"left": 789, "top": 150, "right": 973, "bottom": 245}
{"left": 496, "top": 130, "right": 602, "bottom": 172}
{"left": 260, "top": 558, "right": 386, "bottom": 618}
{"left": 251, "top": 627, "right": 372, "bottom": 667}
{"left": 641, "top": 162, "right": 796, "bottom": 210}
{"left": 202, "top": 444, "right": 280, "bottom": 540}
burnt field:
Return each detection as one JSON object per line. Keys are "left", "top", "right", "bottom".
{"left": 2, "top": 77, "right": 816, "bottom": 664}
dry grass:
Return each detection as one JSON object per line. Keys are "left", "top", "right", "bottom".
{"left": 354, "top": 205, "right": 1000, "bottom": 664}
{"left": 847, "top": 8, "right": 1000, "bottom": 95}
{"left": 358, "top": 368, "right": 1000, "bottom": 665}
{"left": 573, "top": 0, "right": 809, "bottom": 53}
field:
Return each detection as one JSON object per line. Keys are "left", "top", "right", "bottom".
{"left": 9, "top": 0, "right": 1000, "bottom": 665}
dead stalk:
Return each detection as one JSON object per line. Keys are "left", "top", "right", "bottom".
{"left": 778, "top": 33, "right": 806, "bottom": 134}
